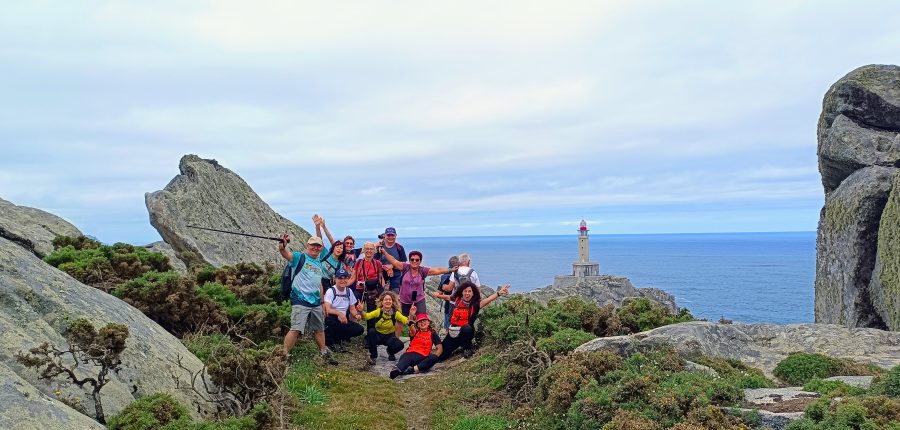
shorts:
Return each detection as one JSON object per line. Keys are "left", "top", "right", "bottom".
{"left": 291, "top": 305, "right": 325, "bottom": 334}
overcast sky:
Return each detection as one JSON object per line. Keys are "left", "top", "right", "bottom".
{"left": 2, "top": 1, "right": 899, "bottom": 244}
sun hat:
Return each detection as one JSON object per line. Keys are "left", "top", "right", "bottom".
{"left": 416, "top": 313, "right": 430, "bottom": 323}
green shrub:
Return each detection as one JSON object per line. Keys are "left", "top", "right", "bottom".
{"left": 803, "top": 378, "right": 866, "bottom": 396}
{"left": 536, "top": 328, "right": 596, "bottom": 358}
{"left": 617, "top": 298, "right": 693, "bottom": 334}
{"left": 773, "top": 353, "right": 874, "bottom": 385}
{"left": 600, "top": 409, "right": 660, "bottom": 430}
{"left": 114, "top": 271, "right": 228, "bottom": 337}
{"left": 788, "top": 396, "right": 900, "bottom": 429}
{"left": 107, "top": 393, "right": 189, "bottom": 430}
{"left": 45, "top": 237, "right": 172, "bottom": 288}
{"left": 871, "top": 365, "right": 900, "bottom": 397}
{"left": 691, "top": 356, "right": 772, "bottom": 389}
{"left": 197, "top": 282, "right": 289, "bottom": 342}
{"left": 196, "top": 263, "right": 273, "bottom": 305}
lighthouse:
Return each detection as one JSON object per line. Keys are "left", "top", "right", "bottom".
{"left": 572, "top": 219, "right": 600, "bottom": 277}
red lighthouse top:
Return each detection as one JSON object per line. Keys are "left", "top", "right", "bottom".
{"left": 579, "top": 220, "right": 588, "bottom": 231}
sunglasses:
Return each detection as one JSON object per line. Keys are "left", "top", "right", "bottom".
{"left": 410, "top": 258, "right": 421, "bottom": 262}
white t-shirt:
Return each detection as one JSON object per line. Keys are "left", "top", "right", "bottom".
{"left": 450, "top": 266, "right": 480, "bottom": 288}
{"left": 324, "top": 285, "right": 358, "bottom": 313}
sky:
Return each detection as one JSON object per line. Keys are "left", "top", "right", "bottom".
{"left": 2, "top": 1, "right": 899, "bottom": 244}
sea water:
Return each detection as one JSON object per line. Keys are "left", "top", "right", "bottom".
{"left": 401, "top": 232, "right": 816, "bottom": 324}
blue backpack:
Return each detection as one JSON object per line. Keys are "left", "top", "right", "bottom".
{"left": 279, "top": 253, "right": 306, "bottom": 302}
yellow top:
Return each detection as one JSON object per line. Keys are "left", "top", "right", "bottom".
{"left": 364, "top": 308, "right": 409, "bottom": 334}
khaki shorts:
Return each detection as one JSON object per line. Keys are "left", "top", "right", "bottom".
{"left": 291, "top": 305, "right": 325, "bottom": 334}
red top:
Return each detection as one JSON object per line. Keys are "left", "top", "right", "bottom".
{"left": 450, "top": 299, "right": 473, "bottom": 327}
{"left": 354, "top": 258, "right": 382, "bottom": 289}
{"left": 407, "top": 328, "right": 440, "bottom": 356}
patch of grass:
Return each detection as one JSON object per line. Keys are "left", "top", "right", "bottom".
{"left": 803, "top": 378, "right": 866, "bottom": 397}
{"left": 450, "top": 414, "right": 514, "bottom": 430}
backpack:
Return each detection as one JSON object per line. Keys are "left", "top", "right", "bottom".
{"left": 378, "top": 308, "right": 397, "bottom": 325}
{"left": 455, "top": 267, "right": 475, "bottom": 286}
{"left": 279, "top": 253, "right": 307, "bottom": 302}
{"left": 327, "top": 286, "right": 354, "bottom": 313}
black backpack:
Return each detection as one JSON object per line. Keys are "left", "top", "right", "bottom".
{"left": 455, "top": 267, "right": 475, "bottom": 286}
{"left": 279, "top": 253, "right": 307, "bottom": 302}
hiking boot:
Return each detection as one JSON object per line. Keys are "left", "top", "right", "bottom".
{"left": 388, "top": 354, "right": 397, "bottom": 361}
{"left": 462, "top": 349, "right": 473, "bottom": 359}
{"left": 389, "top": 368, "right": 401, "bottom": 379}
{"left": 321, "top": 350, "right": 338, "bottom": 366}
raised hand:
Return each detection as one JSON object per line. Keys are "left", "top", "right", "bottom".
{"left": 409, "top": 305, "right": 417, "bottom": 317}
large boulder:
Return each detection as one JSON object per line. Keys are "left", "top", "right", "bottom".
{"left": 575, "top": 321, "right": 900, "bottom": 378}
{"left": 0, "top": 235, "right": 216, "bottom": 425}
{"left": 146, "top": 155, "right": 311, "bottom": 269}
{"left": 529, "top": 274, "right": 679, "bottom": 313}
{"left": 0, "top": 197, "right": 82, "bottom": 258}
{"left": 816, "top": 65, "right": 900, "bottom": 330}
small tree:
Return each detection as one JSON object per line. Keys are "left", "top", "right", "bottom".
{"left": 16, "top": 318, "right": 129, "bottom": 424}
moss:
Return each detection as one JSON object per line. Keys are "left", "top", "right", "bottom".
{"left": 876, "top": 174, "right": 900, "bottom": 330}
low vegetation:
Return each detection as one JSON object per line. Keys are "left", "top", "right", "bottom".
{"left": 773, "top": 352, "right": 876, "bottom": 385}
{"left": 44, "top": 235, "right": 171, "bottom": 289}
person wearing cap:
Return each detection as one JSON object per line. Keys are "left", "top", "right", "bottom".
{"left": 323, "top": 266, "right": 364, "bottom": 352}
{"left": 278, "top": 231, "right": 338, "bottom": 365}
{"left": 389, "top": 313, "right": 443, "bottom": 379}
{"left": 376, "top": 227, "right": 406, "bottom": 293}
{"left": 381, "top": 249, "right": 456, "bottom": 317}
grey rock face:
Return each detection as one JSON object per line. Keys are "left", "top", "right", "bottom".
{"left": 823, "top": 375, "right": 874, "bottom": 389}
{"left": 145, "top": 241, "right": 189, "bottom": 275}
{"left": 0, "top": 236, "right": 215, "bottom": 423}
{"left": 0, "top": 362, "right": 105, "bottom": 430}
{"left": 744, "top": 388, "right": 820, "bottom": 406}
{"left": 815, "top": 166, "right": 897, "bottom": 329}
{"left": 816, "top": 64, "right": 900, "bottom": 331}
{"left": 575, "top": 321, "right": 900, "bottom": 378}
{"left": 146, "top": 155, "right": 311, "bottom": 268}
{"left": 0, "top": 197, "right": 82, "bottom": 258}
{"left": 531, "top": 275, "right": 678, "bottom": 313}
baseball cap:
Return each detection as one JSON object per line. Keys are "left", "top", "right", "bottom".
{"left": 416, "top": 313, "right": 430, "bottom": 322}
{"left": 335, "top": 267, "right": 351, "bottom": 279}
{"left": 384, "top": 227, "right": 397, "bottom": 235}
{"left": 307, "top": 236, "right": 324, "bottom": 246}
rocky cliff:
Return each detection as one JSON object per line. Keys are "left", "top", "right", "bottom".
{"left": 529, "top": 274, "right": 679, "bottom": 313}
{"left": 0, "top": 197, "right": 82, "bottom": 258}
{"left": 146, "top": 155, "right": 312, "bottom": 269}
{"left": 576, "top": 321, "right": 900, "bottom": 378}
{"left": 0, "top": 226, "right": 215, "bottom": 427}
{"left": 815, "top": 64, "right": 900, "bottom": 330}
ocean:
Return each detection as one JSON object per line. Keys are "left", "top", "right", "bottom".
{"left": 401, "top": 232, "right": 816, "bottom": 325}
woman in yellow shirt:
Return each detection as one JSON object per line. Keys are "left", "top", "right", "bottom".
{"left": 363, "top": 291, "right": 415, "bottom": 364}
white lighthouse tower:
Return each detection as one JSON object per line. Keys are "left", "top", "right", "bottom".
{"left": 572, "top": 220, "right": 600, "bottom": 277}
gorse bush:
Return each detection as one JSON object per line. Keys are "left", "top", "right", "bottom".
{"left": 691, "top": 356, "right": 772, "bottom": 389}
{"left": 45, "top": 236, "right": 172, "bottom": 289}
{"left": 114, "top": 271, "right": 228, "bottom": 337}
{"left": 773, "top": 353, "right": 875, "bottom": 385}
{"left": 198, "top": 282, "right": 289, "bottom": 343}
{"left": 536, "top": 328, "right": 596, "bottom": 359}
{"left": 106, "top": 393, "right": 273, "bottom": 430}
{"left": 871, "top": 364, "right": 900, "bottom": 397}
{"left": 786, "top": 396, "right": 900, "bottom": 430}
{"left": 479, "top": 296, "right": 693, "bottom": 346}
{"left": 802, "top": 378, "right": 866, "bottom": 397}
{"left": 195, "top": 263, "right": 275, "bottom": 305}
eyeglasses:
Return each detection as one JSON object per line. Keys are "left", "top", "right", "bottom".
{"left": 410, "top": 258, "right": 421, "bottom": 262}
{"left": 309, "top": 244, "right": 323, "bottom": 248}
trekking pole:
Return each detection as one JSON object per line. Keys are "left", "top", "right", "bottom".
{"left": 186, "top": 225, "right": 289, "bottom": 243}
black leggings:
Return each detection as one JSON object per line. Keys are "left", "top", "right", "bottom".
{"left": 366, "top": 331, "right": 404, "bottom": 359}
{"left": 396, "top": 351, "right": 439, "bottom": 374}
{"left": 324, "top": 315, "right": 364, "bottom": 347}
{"left": 438, "top": 324, "right": 474, "bottom": 360}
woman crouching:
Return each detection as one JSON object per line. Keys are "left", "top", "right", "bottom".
{"left": 363, "top": 291, "right": 414, "bottom": 364}
{"left": 434, "top": 281, "right": 509, "bottom": 360}
{"left": 390, "top": 313, "right": 442, "bottom": 379}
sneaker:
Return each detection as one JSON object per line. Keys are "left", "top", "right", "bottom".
{"left": 462, "top": 349, "right": 473, "bottom": 359}
{"left": 389, "top": 368, "right": 401, "bottom": 379}
{"left": 388, "top": 354, "right": 396, "bottom": 361}
{"left": 321, "top": 350, "right": 338, "bottom": 366}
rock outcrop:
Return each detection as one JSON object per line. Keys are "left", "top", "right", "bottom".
{"left": 0, "top": 197, "right": 82, "bottom": 258}
{"left": 0, "top": 235, "right": 215, "bottom": 425}
{"left": 575, "top": 321, "right": 900, "bottom": 378}
{"left": 146, "top": 155, "right": 311, "bottom": 269}
{"left": 145, "top": 241, "right": 189, "bottom": 275}
{"left": 528, "top": 274, "right": 679, "bottom": 313}
{"left": 816, "top": 64, "right": 900, "bottom": 330}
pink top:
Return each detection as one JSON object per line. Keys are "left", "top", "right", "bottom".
{"left": 399, "top": 262, "right": 430, "bottom": 304}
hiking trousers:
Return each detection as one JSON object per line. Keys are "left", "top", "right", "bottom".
{"left": 367, "top": 331, "right": 404, "bottom": 359}
{"left": 438, "top": 324, "right": 474, "bottom": 361}
{"left": 397, "top": 351, "right": 438, "bottom": 374}
{"left": 324, "top": 315, "right": 364, "bottom": 347}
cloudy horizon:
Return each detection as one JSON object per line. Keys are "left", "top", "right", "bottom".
{"left": 2, "top": 1, "right": 899, "bottom": 244}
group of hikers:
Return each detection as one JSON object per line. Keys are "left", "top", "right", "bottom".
{"left": 278, "top": 215, "right": 511, "bottom": 379}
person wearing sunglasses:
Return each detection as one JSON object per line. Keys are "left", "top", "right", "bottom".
{"left": 381, "top": 249, "right": 457, "bottom": 317}
{"left": 278, "top": 231, "right": 338, "bottom": 365}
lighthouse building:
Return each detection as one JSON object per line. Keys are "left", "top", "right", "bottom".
{"left": 572, "top": 220, "right": 600, "bottom": 277}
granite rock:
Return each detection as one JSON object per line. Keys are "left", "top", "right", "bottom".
{"left": 0, "top": 197, "right": 82, "bottom": 258}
